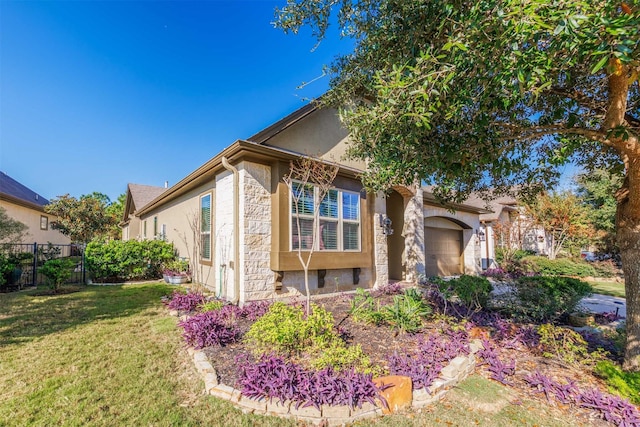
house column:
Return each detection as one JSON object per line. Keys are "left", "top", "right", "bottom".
{"left": 403, "top": 184, "right": 425, "bottom": 282}
{"left": 373, "top": 192, "right": 389, "bottom": 288}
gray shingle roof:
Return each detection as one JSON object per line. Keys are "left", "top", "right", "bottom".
{"left": 0, "top": 171, "right": 49, "bottom": 207}
{"left": 128, "top": 183, "right": 167, "bottom": 212}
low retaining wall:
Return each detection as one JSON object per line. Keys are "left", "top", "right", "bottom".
{"left": 171, "top": 310, "right": 481, "bottom": 426}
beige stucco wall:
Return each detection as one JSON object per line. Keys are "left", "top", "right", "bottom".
{"left": 0, "top": 200, "right": 70, "bottom": 244}
{"left": 139, "top": 183, "right": 216, "bottom": 290}
{"left": 262, "top": 108, "right": 366, "bottom": 171}
{"left": 423, "top": 204, "right": 481, "bottom": 275}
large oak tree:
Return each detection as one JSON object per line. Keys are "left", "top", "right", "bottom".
{"left": 275, "top": 0, "right": 640, "bottom": 370}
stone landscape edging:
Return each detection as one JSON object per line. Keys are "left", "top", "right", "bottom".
{"left": 170, "top": 309, "right": 482, "bottom": 426}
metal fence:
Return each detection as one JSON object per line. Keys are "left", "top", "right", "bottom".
{"left": 1, "top": 242, "right": 85, "bottom": 289}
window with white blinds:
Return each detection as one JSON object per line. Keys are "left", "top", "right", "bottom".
{"left": 200, "top": 194, "right": 212, "bottom": 261}
{"left": 290, "top": 182, "right": 360, "bottom": 252}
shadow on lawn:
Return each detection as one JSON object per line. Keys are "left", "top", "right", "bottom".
{"left": 0, "top": 283, "right": 174, "bottom": 346}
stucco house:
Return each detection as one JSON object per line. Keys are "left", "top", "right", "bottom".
{"left": 471, "top": 195, "right": 549, "bottom": 270}
{"left": 0, "top": 171, "right": 71, "bottom": 244}
{"left": 121, "top": 102, "right": 490, "bottom": 303}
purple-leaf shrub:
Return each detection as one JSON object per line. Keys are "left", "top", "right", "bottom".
{"left": 165, "top": 290, "right": 205, "bottom": 312}
{"left": 240, "top": 300, "right": 273, "bottom": 321}
{"left": 524, "top": 371, "right": 578, "bottom": 404}
{"left": 371, "top": 282, "right": 404, "bottom": 296}
{"left": 477, "top": 338, "right": 516, "bottom": 385}
{"left": 179, "top": 310, "right": 241, "bottom": 348}
{"left": 525, "top": 371, "right": 640, "bottom": 427}
{"left": 577, "top": 388, "right": 640, "bottom": 427}
{"left": 236, "top": 354, "right": 387, "bottom": 410}
{"left": 388, "top": 330, "right": 470, "bottom": 390}
{"left": 481, "top": 268, "right": 508, "bottom": 279}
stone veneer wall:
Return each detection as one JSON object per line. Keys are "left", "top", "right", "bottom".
{"left": 239, "top": 161, "right": 273, "bottom": 303}
{"left": 170, "top": 309, "right": 481, "bottom": 426}
{"left": 373, "top": 193, "right": 389, "bottom": 288}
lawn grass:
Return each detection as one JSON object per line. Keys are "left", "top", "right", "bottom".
{"left": 0, "top": 283, "right": 293, "bottom": 427}
{"left": 587, "top": 280, "right": 626, "bottom": 298}
{"left": 0, "top": 283, "right": 599, "bottom": 426}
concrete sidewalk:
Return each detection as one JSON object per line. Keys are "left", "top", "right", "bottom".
{"left": 579, "top": 293, "right": 626, "bottom": 318}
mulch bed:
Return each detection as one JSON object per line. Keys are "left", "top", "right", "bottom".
{"left": 194, "top": 289, "right": 625, "bottom": 426}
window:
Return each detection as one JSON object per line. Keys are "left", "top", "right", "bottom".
{"left": 153, "top": 217, "right": 158, "bottom": 238}
{"left": 290, "top": 182, "right": 360, "bottom": 251}
{"left": 200, "top": 194, "right": 212, "bottom": 260}
{"left": 143, "top": 220, "right": 147, "bottom": 239}
{"left": 40, "top": 215, "right": 48, "bottom": 230}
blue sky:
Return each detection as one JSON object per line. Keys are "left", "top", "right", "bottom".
{"left": 1, "top": 1, "right": 351, "bottom": 202}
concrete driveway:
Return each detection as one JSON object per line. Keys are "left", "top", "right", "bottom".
{"left": 579, "top": 293, "right": 626, "bottom": 318}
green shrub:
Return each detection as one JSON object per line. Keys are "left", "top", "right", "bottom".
{"left": 382, "top": 288, "right": 432, "bottom": 333}
{"left": 521, "top": 256, "right": 597, "bottom": 277}
{"left": 198, "top": 300, "right": 225, "bottom": 313}
{"left": 595, "top": 360, "right": 640, "bottom": 405}
{"left": 85, "top": 239, "right": 176, "bottom": 282}
{"left": 306, "top": 341, "right": 384, "bottom": 376}
{"left": 244, "top": 302, "right": 338, "bottom": 356}
{"left": 510, "top": 276, "right": 592, "bottom": 322}
{"left": 39, "top": 258, "right": 75, "bottom": 292}
{"left": 433, "top": 275, "right": 493, "bottom": 313}
{"left": 537, "top": 323, "right": 606, "bottom": 365}
{"left": 349, "top": 288, "right": 385, "bottom": 325}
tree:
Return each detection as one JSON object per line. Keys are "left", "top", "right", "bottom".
{"left": 45, "top": 193, "right": 117, "bottom": 244}
{"left": 105, "top": 193, "right": 126, "bottom": 240}
{"left": 576, "top": 169, "right": 623, "bottom": 253}
{"left": 276, "top": 1, "right": 640, "bottom": 369}
{"left": 0, "top": 207, "right": 28, "bottom": 243}
{"left": 283, "top": 157, "right": 339, "bottom": 315}
{"left": 525, "top": 191, "right": 595, "bottom": 259}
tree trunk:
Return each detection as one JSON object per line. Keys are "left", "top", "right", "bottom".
{"left": 620, "top": 160, "right": 640, "bottom": 371}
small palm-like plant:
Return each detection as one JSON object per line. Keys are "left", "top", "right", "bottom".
{"left": 383, "top": 288, "right": 431, "bottom": 333}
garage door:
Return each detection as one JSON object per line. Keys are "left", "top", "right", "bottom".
{"left": 425, "top": 227, "right": 463, "bottom": 277}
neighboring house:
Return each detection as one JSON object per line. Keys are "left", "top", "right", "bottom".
{"left": 0, "top": 171, "right": 71, "bottom": 244}
{"left": 122, "top": 103, "right": 490, "bottom": 303}
{"left": 468, "top": 195, "right": 548, "bottom": 269}
{"left": 121, "top": 183, "right": 169, "bottom": 241}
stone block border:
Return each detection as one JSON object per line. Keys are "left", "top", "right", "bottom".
{"left": 171, "top": 310, "right": 481, "bottom": 426}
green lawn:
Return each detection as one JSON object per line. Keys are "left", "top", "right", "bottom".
{"left": 587, "top": 280, "right": 626, "bottom": 298}
{"left": 0, "top": 283, "right": 597, "bottom": 426}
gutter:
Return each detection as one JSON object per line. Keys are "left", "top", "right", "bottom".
{"left": 221, "top": 156, "right": 240, "bottom": 305}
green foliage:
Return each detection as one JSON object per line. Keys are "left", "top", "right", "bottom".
{"left": 198, "top": 300, "right": 224, "bottom": 313}
{"left": 525, "top": 192, "right": 597, "bottom": 259}
{"left": 595, "top": 360, "right": 640, "bottom": 405}
{"left": 0, "top": 207, "right": 28, "bottom": 243}
{"left": 576, "top": 169, "right": 622, "bottom": 253}
{"left": 105, "top": 193, "right": 126, "bottom": 241}
{"left": 45, "top": 193, "right": 118, "bottom": 244}
{"left": 244, "top": 302, "right": 339, "bottom": 356}
{"left": 276, "top": 0, "right": 640, "bottom": 367}
{"left": 510, "top": 276, "right": 593, "bottom": 322}
{"left": 163, "top": 259, "right": 189, "bottom": 274}
{"left": 434, "top": 275, "right": 493, "bottom": 313}
{"left": 85, "top": 239, "right": 176, "bottom": 282}
{"left": 382, "top": 288, "right": 432, "bottom": 333}
{"left": 0, "top": 251, "right": 32, "bottom": 287}
{"left": 521, "top": 256, "right": 597, "bottom": 277}
{"left": 349, "top": 287, "right": 431, "bottom": 332}
{"left": 537, "top": 323, "right": 606, "bottom": 366}
{"left": 306, "top": 341, "right": 384, "bottom": 376}
{"left": 349, "top": 288, "right": 385, "bottom": 325}
{"left": 39, "top": 258, "right": 75, "bottom": 292}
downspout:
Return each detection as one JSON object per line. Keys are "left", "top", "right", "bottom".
{"left": 221, "top": 157, "right": 240, "bottom": 305}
